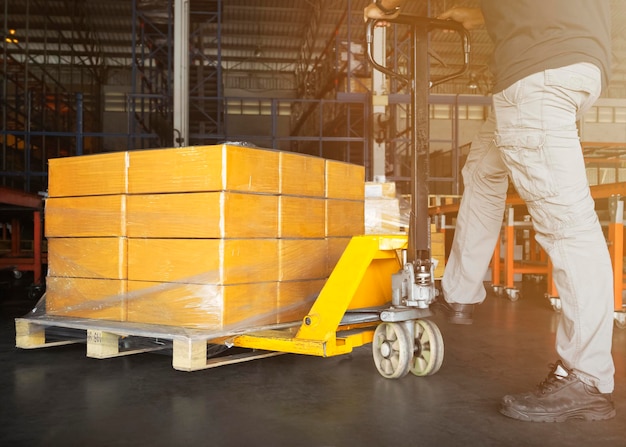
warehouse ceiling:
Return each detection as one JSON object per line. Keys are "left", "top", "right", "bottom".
{"left": 2, "top": 0, "right": 626, "bottom": 96}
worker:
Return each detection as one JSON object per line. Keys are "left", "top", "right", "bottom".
{"left": 364, "top": 0, "right": 616, "bottom": 422}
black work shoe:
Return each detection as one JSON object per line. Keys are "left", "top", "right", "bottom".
{"left": 500, "top": 361, "right": 616, "bottom": 422}
{"left": 431, "top": 297, "right": 474, "bottom": 325}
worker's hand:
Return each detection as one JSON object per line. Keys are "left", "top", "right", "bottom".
{"left": 438, "top": 7, "right": 485, "bottom": 30}
{"left": 363, "top": 3, "right": 400, "bottom": 25}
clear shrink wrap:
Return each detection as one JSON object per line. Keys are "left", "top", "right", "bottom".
{"left": 29, "top": 144, "right": 367, "bottom": 339}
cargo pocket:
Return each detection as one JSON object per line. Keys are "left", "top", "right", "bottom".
{"left": 544, "top": 64, "right": 601, "bottom": 114}
{"left": 496, "top": 131, "right": 558, "bottom": 202}
{"left": 545, "top": 64, "right": 600, "bottom": 96}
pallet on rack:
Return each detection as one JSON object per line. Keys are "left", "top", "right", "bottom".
{"left": 15, "top": 316, "right": 291, "bottom": 371}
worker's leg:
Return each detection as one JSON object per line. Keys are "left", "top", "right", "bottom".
{"left": 442, "top": 112, "right": 509, "bottom": 304}
{"left": 493, "top": 62, "right": 614, "bottom": 393}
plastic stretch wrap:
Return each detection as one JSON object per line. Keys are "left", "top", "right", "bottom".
{"left": 127, "top": 144, "right": 280, "bottom": 194}
{"left": 46, "top": 195, "right": 127, "bottom": 237}
{"left": 48, "top": 152, "right": 129, "bottom": 197}
{"left": 364, "top": 181, "right": 409, "bottom": 235}
{"left": 279, "top": 151, "right": 325, "bottom": 197}
{"left": 32, "top": 144, "right": 366, "bottom": 343}
{"left": 279, "top": 196, "right": 325, "bottom": 238}
{"left": 126, "top": 192, "right": 279, "bottom": 238}
{"left": 364, "top": 182, "right": 447, "bottom": 278}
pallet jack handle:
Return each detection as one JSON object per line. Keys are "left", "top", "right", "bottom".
{"left": 366, "top": 15, "right": 471, "bottom": 88}
{"left": 366, "top": 15, "right": 471, "bottom": 266}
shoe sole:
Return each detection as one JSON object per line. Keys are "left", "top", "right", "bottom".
{"left": 430, "top": 303, "right": 473, "bottom": 325}
{"left": 500, "top": 405, "right": 616, "bottom": 422}
{"left": 448, "top": 315, "right": 473, "bottom": 325}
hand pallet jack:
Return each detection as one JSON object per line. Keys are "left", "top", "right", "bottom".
{"left": 226, "top": 15, "right": 470, "bottom": 378}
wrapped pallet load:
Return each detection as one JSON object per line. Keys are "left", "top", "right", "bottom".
{"left": 44, "top": 144, "right": 364, "bottom": 333}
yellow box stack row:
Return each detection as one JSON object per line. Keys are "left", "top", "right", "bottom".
{"left": 45, "top": 144, "right": 364, "bottom": 331}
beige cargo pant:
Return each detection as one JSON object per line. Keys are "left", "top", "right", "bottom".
{"left": 442, "top": 62, "right": 615, "bottom": 393}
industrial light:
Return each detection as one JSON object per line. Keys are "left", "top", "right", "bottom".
{"left": 4, "top": 28, "right": 19, "bottom": 44}
{"left": 467, "top": 72, "right": 478, "bottom": 90}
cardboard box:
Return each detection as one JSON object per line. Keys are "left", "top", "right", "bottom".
{"left": 277, "top": 279, "right": 325, "bottom": 323}
{"left": 127, "top": 192, "right": 279, "bottom": 238}
{"left": 278, "top": 239, "right": 327, "bottom": 281}
{"left": 325, "top": 199, "right": 364, "bottom": 237}
{"left": 325, "top": 159, "right": 364, "bottom": 200}
{"left": 128, "top": 144, "right": 280, "bottom": 194}
{"left": 279, "top": 152, "right": 325, "bottom": 197}
{"left": 126, "top": 280, "right": 278, "bottom": 330}
{"left": 48, "top": 152, "right": 129, "bottom": 198}
{"left": 46, "top": 277, "right": 127, "bottom": 321}
{"left": 127, "top": 238, "right": 279, "bottom": 284}
{"left": 326, "top": 237, "right": 352, "bottom": 277}
{"left": 279, "top": 196, "right": 325, "bottom": 238}
{"left": 47, "top": 237, "right": 127, "bottom": 279}
{"left": 365, "top": 181, "right": 397, "bottom": 199}
{"left": 364, "top": 197, "right": 406, "bottom": 234}
{"left": 45, "top": 195, "right": 126, "bottom": 237}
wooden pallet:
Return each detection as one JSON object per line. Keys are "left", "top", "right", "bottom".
{"left": 15, "top": 316, "right": 292, "bottom": 371}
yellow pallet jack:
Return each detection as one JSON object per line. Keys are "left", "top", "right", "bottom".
{"left": 229, "top": 15, "right": 471, "bottom": 379}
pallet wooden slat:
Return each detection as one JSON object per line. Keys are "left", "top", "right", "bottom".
{"left": 15, "top": 316, "right": 296, "bottom": 371}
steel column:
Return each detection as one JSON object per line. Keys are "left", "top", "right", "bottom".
{"left": 173, "top": 0, "right": 190, "bottom": 146}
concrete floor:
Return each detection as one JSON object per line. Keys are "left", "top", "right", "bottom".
{"left": 1, "top": 278, "right": 625, "bottom": 446}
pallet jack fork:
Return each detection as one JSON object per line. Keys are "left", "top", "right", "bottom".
{"left": 230, "top": 15, "right": 471, "bottom": 379}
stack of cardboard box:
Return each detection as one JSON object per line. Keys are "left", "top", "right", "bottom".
{"left": 364, "top": 181, "right": 406, "bottom": 235}
{"left": 45, "top": 145, "right": 364, "bottom": 331}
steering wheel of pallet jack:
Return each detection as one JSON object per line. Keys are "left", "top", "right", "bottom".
{"left": 372, "top": 322, "right": 412, "bottom": 379}
{"left": 410, "top": 319, "right": 444, "bottom": 376}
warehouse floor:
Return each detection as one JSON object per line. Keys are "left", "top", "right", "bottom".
{"left": 1, "top": 278, "right": 625, "bottom": 446}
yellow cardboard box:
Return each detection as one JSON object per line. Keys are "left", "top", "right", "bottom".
{"left": 279, "top": 196, "right": 325, "bottom": 238}
{"left": 127, "top": 192, "right": 279, "bottom": 238}
{"left": 278, "top": 238, "right": 327, "bottom": 281}
{"left": 325, "top": 199, "right": 364, "bottom": 237}
{"left": 126, "top": 280, "right": 278, "bottom": 330}
{"left": 325, "top": 159, "right": 364, "bottom": 200}
{"left": 128, "top": 144, "right": 280, "bottom": 194}
{"left": 45, "top": 195, "right": 126, "bottom": 237}
{"left": 277, "top": 279, "right": 326, "bottom": 323}
{"left": 127, "top": 238, "right": 279, "bottom": 284}
{"left": 46, "top": 277, "right": 127, "bottom": 321}
{"left": 326, "top": 237, "right": 352, "bottom": 277}
{"left": 47, "top": 237, "right": 127, "bottom": 279}
{"left": 48, "top": 152, "right": 128, "bottom": 198}
{"left": 279, "top": 152, "right": 325, "bottom": 197}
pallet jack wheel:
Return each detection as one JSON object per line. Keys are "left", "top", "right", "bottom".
{"left": 372, "top": 322, "right": 412, "bottom": 379}
{"left": 410, "top": 319, "right": 444, "bottom": 377}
